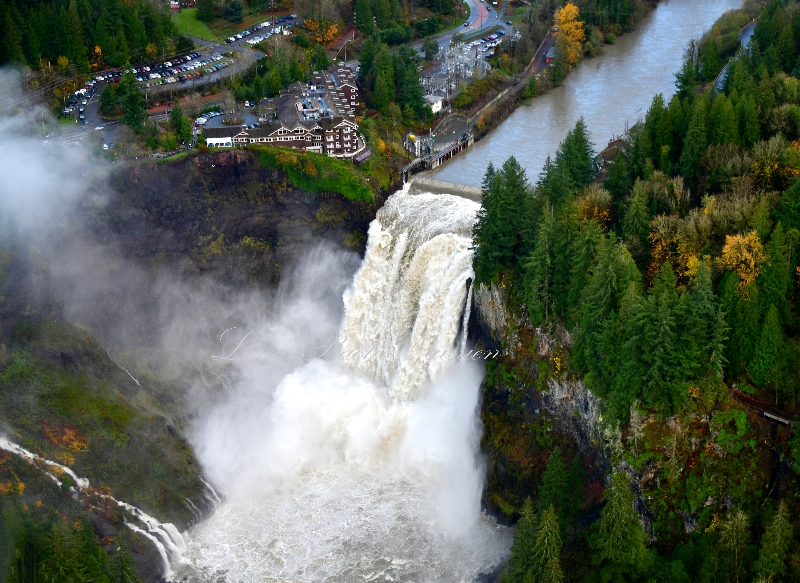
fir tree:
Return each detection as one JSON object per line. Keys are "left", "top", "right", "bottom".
{"left": 196, "top": 0, "right": 215, "bottom": 22}
{"left": 502, "top": 498, "right": 537, "bottom": 583}
{"left": 603, "top": 150, "right": 631, "bottom": 214}
{"left": 224, "top": 0, "right": 243, "bottom": 23}
{"left": 374, "top": 0, "right": 393, "bottom": 29}
{"left": 118, "top": 66, "right": 146, "bottom": 132}
{"left": 372, "top": 70, "right": 392, "bottom": 112}
{"left": 719, "top": 509, "right": 749, "bottom": 583}
{"left": 753, "top": 502, "right": 792, "bottom": 581}
{"left": 679, "top": 98, "right": 707, "bottom": 192}
{"left": 701, "top": 33, "right": 722, "bottom": 82}
{"left": 567, "top": 219, "right": 602, "bottom": 318}
{"left": 737, "top": 94, "right": 760, "bottom": 147}
{"left": 100, "top": 83, "right": 117, "bottom": 116}
{"left": 589, "top": 473, "right": 652, "bottom": 582}
{"left": 66, "top": 0, "right": 88, "bottom": 71}
{"left": 525, "top": 206, "right": 556, "bottom": 326}
{"left": 530, "top": 506, "right": 563, "bottom": 582}
{"left": 675, "top": 39, "right": 699, "bottom": 98}
{"left": 355, "top": 0, "right": 374, "bottom": 35}
{"left": 558, "top": 118, "right": 595, "bottom": 188}
{"left": 267, "top": 67, "right": 283, "bottom": 96}
{"left": 539, "top": 447, "right": 569, "bottom": 522}
{"left": 748, "top": 304, "right": 782, "bottom": 387}
{"left": 110, "top": 540, "right": 141, "bottom": 583}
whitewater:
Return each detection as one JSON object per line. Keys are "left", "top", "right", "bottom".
{"left": 175, "top": 188, "right": 510, "bottom": 582}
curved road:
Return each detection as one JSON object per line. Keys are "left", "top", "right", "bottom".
{"left": 412, "top": 0, "right": 512, "bottom": 53}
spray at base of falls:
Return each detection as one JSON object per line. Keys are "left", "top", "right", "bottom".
{"left": 177, "top": 188, "right": 510, "bottom": 582}
{"left": 0, "top": 436, "right": 215, "bottom": 579}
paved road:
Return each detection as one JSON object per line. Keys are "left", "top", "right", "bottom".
{"left": 412, "top": 0, "right": 512, "bottom": 53}
{"left": 531, "top": 32, "right": 556, "bottom": 74}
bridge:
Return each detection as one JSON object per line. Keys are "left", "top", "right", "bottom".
{"left": 402, "top": 133, "right": 475, "bottom": 182}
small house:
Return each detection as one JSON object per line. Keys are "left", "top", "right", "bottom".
{"left": 425, "top": 95, "right": 444, "bottom": 115}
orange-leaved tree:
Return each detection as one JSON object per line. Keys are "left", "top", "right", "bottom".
{"left": 555, "top": 3, "right": 585, "bottom": 70}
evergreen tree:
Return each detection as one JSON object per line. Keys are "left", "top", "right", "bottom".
{"left": 66, "top": 0, "right": 88, "bottom": 71}
{"left": 737, "top": 94, "right": 760, "bottom": 147}
{"left": 313, "top": 44, "right": 332, "bottom": 71}
{"left": 355, "top": 0, "right": 374, "bottom": 35}
{"left": 759, "top": 223, "right": 792, "bottom": 326}
{"left": 701, "top": 33, "right": 722, "bottom": 82}
{"left": 679, "top": 98, "right": 707, "bottom": 192}
{"left": 748, "top": 304, "right": 782, "bottom": 387}
{"left": 358, "top": 36, "right": 379, "bottom": 84}
{"left": 110, "top": 540, "right": 141, "bottom": 583}
{"left": 567, "top": 219, "right": 602, "bottom": 318}
{"left": 100, "top": 83, "right": 117, "bottom": 116}
{"left": 565, "top": 456, "right": 587, "bottom": 529}
{"left": 678, "top": 259, "right": 725, "bottom": 384}
{"left": 675, "top": 39, "right": 699, "bottom": 98}
{"left": 74, "top": 520, "right": 110, "bottom": 582}
{"left": 530, "top": 506, "right": 563, "bottom": 582}
{"left": 374, "top": 0, "right": 392, "bottom": 29}
{"left": 537, "top": 155, "right": 576, "bottom": 208}
{"left": 473, "top": 158, "right": 533, "bottom": 283}
{"left": 38, "top": 522, "right": 87, "bottom": 583}
{"left": 590, "top": 473, "right": 652, "bottom": 582}
{"left": 502, "top": 498, "right": 537, "bottom": 583}
{"left": 525, "top": 206, "right": 556, "bottom": 326}
{"left": 719, "top": 509, "right": 749, "bottom": 583}
{"left": 473, "top": 163, "right": 504, "bottom": 284}
{"left": 603, "top": 150, "right": 631, "bottom": 217}
{"left": 753, "top": 502, "right": 793, "bottom": 581}
{"left": 541, "top": 557, "right": 565, "bottom": 583}
{"left": 539, "top": 447, "right": 569, "bottom": 522}
{"left": 558, "top": 118, "right": 595, "bottom": 188}
{"left": 224, "top": 0, "right": 243, "bottom": 23}
{"left": 372, "top": 70, "right": 392, "bottom": 112}
{"left": 267, "top": 67, "right": 282, "bottom": 95}
{"left": 0, "top": 11, "right": 26, "bottom": 64}
{"left": 196, "top": 0, "right": 215, "bottom": 22}
{"left": 118, "top": 66, "right": 146, "bottom": 132}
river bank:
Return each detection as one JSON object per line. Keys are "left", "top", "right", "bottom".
{"left": 428, "top": 0, "right": 744, "bottom": 187}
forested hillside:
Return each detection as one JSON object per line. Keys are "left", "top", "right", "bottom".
{"left": 0, "top": 0, "right": 187, "bottom": 69}
{"left": 474, "top": 0, "right": 800, "bottom": 581}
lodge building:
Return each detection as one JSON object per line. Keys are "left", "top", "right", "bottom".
{"left": 204, "top": 63, "right": 364, "bottom": 160}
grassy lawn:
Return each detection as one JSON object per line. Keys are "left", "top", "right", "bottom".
{"left": 171, "top": 8, "right": 221, "bottom": 42}
{"left": 210, "top": 9, "right": 291, "bottom": 38}
{"left": 176, "top": 8, "right": 292, "bottom": 42}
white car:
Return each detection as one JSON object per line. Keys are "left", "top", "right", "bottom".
{"left": 95, "top": 126, "right": 104, "bottom": 130}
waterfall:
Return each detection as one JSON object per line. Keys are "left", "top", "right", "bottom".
{"left": 341, "top": 188, "right": 479, "bottom": 400}
{"left": 172, "top": 188, "right": 509, "bottom": 582}
{"left": 0, "top": 436, "right": 186, "bottom": 578}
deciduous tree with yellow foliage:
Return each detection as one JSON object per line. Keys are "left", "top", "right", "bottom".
{"left": 718, "top": 230, "right": 766, "bottom": 295}
{"left": 555, "top": 3, "right": 585, "bottom": 70}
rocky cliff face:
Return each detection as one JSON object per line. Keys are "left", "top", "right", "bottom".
{"left": 94, "top": 150, "right": 383, "bottom": 286}
{"left": 470, "top": 282, "right": 607, "bottom": 523}
{"left": 1, "top": 149, "right": 384, "bottom": 582}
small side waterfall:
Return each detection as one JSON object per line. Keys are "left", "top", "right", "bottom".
{"left": 0, "top": 436, "right": 193, "bottom": 578}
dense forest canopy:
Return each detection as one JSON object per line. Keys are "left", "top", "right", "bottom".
{"left": 475, "top": 0, "right": 800, "bottom": 581}
{"left": 0, "top": 0, "right": 189, "bottom": 69}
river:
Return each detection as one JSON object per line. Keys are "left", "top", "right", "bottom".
{"left": 431, "top": 0, "right": 744, "bottom": 187}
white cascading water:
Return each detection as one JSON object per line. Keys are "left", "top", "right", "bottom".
{"left": 0, "top": 437, "right": 190, "bottom": 579}
{"left": 176, "top": 187, "right": 509, "bottom": 582}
